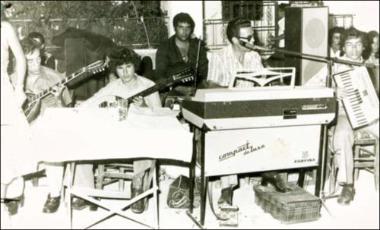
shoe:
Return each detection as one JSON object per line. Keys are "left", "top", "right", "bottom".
{"left": 42, "top": 194, "right": 60, "bottom": 213}
{"left": 261, "top": 172, "right": 289, "bottom": 193}
{"left": 218, "top": 187, "right": 233, "bottom": 207}
{"left": 72, "top": 198, "right": 87, "bottom": 211}
{"left": 131, "top": 187, "right": 145, "bottom": 214}
{"left": 89, "top": 199, "right": 98, "bottom": 211}
{"left": 72, "top": 198, "right": 98, "bottom": 211}
{"left": 4, "top": 195, "right": 24, "bottom": 216}
{"left": 337, "top": 184, "right": 355, "bottom": 205}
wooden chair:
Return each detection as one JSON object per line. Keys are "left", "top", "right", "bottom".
{"left": 353, "top": 134, "right": 379, "bottom": 191}
{"left": 95, "top": 163, "right": 134, "bottom": 192}
{"left": 65, "top": 160, "right": 159, "bottom": 229}
{"left": 323, "top": 130, "right": 379, "bottom": 201}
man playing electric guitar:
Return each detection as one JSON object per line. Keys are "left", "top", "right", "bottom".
{"left": 11, "top": 37, "right": 72, "bottom": 123}
{"left": 10, "top": 36, "right": 73, "bottom": 214}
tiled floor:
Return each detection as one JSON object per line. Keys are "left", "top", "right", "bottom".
{"left": 1, "top": 168, "right": 379, "bottom": 229}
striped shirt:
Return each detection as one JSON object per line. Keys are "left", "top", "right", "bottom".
{"left": 207, "top": 44, "right": 264, "bottom": 88}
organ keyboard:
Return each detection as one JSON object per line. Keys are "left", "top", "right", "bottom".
{"left": 182, "top": 86, "right": 336, "bottom": 130}
{"left": 333, "top": 66, "right": 379, "bottom": 129}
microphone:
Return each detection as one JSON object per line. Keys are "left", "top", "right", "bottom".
{"left": 239, "top": 40, "right": 272, "bottom": 52}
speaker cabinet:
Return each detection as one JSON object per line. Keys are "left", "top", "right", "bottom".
{"left": 285, "top": 7, "right": 329, "bottom": 85}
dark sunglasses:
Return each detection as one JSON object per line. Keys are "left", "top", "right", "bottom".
{"left": 238, "top": 35, "right": 254, "bottom": 41}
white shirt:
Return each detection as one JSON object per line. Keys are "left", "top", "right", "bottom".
{"left": 330, "top": 47, "right": 342, "bottom": 58}
{"left": 278, "top": 17, "right": 285, "bottom": 48}
{"left": 207, "top": 44, "right": 264, "bottom": 87}
{"left": 80, "top": 74, "right": 161, "bottom": 109}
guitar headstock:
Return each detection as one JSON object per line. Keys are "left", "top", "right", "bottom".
{"left": 87, "top": 60, "right": 107, "bottom": 74}
{"left": 171, "top": 67, "right": 195, "bottom": 84}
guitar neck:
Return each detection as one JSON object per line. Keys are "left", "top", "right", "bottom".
{"left": 29, "top": 68, "right": 86, "bottom": 102}
{"left": 123, "top": 82, "right": 164, "bottom": 103}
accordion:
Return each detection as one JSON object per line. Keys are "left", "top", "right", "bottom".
{"left": 333, "top": 66, "right": 379, "bottom": 129}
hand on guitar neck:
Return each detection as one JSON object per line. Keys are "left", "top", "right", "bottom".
{"left": 23, "top": 60, "right": 106, "bottom": 123}
{"left": 98, "top": 67, "right": 195, "bottom": 108}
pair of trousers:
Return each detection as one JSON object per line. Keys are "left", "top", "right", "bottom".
{"left": 333, "top": 115, "right": 379, "bottom": 184}
{"left": 45, "top": 162, "right": 94, "bottom": 197}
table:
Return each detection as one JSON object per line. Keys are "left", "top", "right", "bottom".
{"left": 31, "top": 107, "right": 192, "bottom": 228}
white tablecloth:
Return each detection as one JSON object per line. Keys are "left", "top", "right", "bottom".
{"left": 31, "top": 107, "right": 192, "bottom": 163}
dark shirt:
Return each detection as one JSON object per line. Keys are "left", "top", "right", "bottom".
{"left": 155, "top": 35, "right": 208, "bottom": 92}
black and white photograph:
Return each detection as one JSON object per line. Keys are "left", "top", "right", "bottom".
{"left": 1, "top": 0, "right": 379, "bottom": 229}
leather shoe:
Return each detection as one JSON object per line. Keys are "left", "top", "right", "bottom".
{"left": 42, "top": 194, "right": 60, "bottom": 213}
{"left": 72, "top": 198, "right": 88, "bottom": 211}
{"left": 4, "top": 195, "right": 24, "bottom": 216}
{"left": 72, "top": 198, "right": 98, "bottom": 211}
{"left": 337, "top": 184, "right": 355, "bottom": 205}
{"left": 218, "top": 187, "right": 233, "bottom": 207}
{"left": 261, "top": 172, "right": 290, "bottom": 193}
{"left": 131, "top": 187, "right": 145, "bottom": 214}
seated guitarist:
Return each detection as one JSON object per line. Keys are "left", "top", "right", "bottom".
{"left": 11, "top": 37, "right": 73, "bottom": 214}
{"left": 11, "top": 37, "right": 73, "bottom": 122}
{"left": 155, "top": 12, "right": 209, "bottom": 100}
{"left": 80, "top": 46, "right": 161, "bottom": 109}
{"left": 75, "top": 47, "right": 161, "bottom": 214}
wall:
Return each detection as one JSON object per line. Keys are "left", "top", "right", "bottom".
{"left": 320, "top": 1, "right": 379, "bottom": 32}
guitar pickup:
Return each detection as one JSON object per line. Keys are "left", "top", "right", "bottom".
{"left": 283, "top": 109, "right": 297, "bottom": 119}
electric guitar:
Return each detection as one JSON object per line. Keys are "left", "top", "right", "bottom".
{"left": 99, "top": 67, "right": 194, "bottom": 108}
{"left": 23, "top": 60, "right": 106, "bottom": 118}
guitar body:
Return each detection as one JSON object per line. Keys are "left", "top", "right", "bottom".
{"left": 21, "top": 60, "right": 106, "bottom": 122}
{"left": 22, "top": 96, "right": 42, "bottom": 123}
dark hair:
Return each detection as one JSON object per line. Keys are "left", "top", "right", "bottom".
{"left": 108, "top": 46, "right": 141, "bottom": 75}
{"left": 328, "top": 26, "right": 344, "bottom": 46}
{"left": 1, "top": 2, "right": 12, "bottom": 20}
{"left": 226, "top": 18, "right": 252, "bottom": 43}
{"left": 341, "top": 27, "right": 368, "bottom": 56}
{"left": 341, "top": 27, "right": 367, "bottom": 46}
{"left": 173, "top": 12, "right": 195, "bottom": 34}
{"left": 363, "top": 30, "right": 379, "bottom": 60}
{"left": 28, "top": 32, "right": 45, "bottom": 46}
{"left": 20, "top": 37, "right": 43, "bottom": 55}
{"left": 278, "top": 3, "right": 289, "bottom": 12}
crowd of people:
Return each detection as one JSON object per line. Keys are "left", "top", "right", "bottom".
{"left": 1, "top": 1, "right": 379, "bottom": 225}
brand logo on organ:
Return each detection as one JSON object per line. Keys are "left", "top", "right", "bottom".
{"left": 219, "top": 141, "right": 265, "bottom": 161}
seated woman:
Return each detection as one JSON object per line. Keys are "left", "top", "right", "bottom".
{"left": 76, "top": 47, "right": 162, "bottom": 213}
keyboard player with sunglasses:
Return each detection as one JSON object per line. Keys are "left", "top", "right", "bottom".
{"left": 206, "top": 18, "right": 291, "bottom": 215}
{"left": 306, "top": 27, "right": 379, "bottom": 205}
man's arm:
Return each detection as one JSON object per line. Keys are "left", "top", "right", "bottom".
{"left": 196, "top": 42, "right": 209, "bottom": 87}
{"left": 207, "top": 50, "right": 227, "bottom": 87}
{"left": 145, "top": 92, "right": 162, "bottom": 110}
{"left": 4, "top": 22, "right": 27, "bottom": 106}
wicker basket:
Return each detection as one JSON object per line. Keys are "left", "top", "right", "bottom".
{"left": 254, "top": 183, "right": 321, "bottom": 224}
